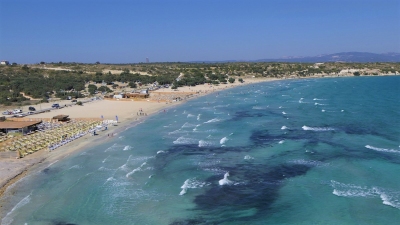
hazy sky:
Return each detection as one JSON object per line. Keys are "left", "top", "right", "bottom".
{"left": 0, "top": 0, "right": 399, "bottom": 63}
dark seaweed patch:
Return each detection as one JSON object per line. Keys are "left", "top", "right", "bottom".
{"left": 191, "top": 163, "right": 312, "bottom": 223}
{"left": 52, "top": 222, "right": 78, "bottom": 225}
{"left": 169, "top": 218, "right": 210, "bottom": 225}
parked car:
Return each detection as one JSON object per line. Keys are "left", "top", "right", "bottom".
{"left": 2, "top": 111, "right": 12, "bottom": 115}
{"left": 27, "top": 111, "right": 35, "bottom": 115}
{"left": 52, "top": 103, "right": 60, "bottom": 108}
{"left": 28, "top": 106, "right": 36, "bottom": 111}
{"left": 13, "top": 109, "right": 22, "bottom": 114}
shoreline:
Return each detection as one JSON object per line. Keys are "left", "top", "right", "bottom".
{"left": 0, "top": 74, "right": 397, "bottom": 214}
{"left": 0, "top": 77, "right": 279, "bottom": 203}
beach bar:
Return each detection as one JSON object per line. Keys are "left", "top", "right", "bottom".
{"left": 0, "top": 121, "right": 41, "bottom": 134}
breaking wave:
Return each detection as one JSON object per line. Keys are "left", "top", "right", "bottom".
{"left": 220, "top": 137, "right": 228, "bottom": 145}
{"left": 2, "top": 193, "right": 31, "bottom": 225}
{"left": 219, "top": 172, "right": 233, "bottom": 185}
{"left": 173, "top": 136, "right": 198, "bottom": 145}
{"left": 244, "top": 155, "right": 254, "bottom": 160}
{"left": 198, "top": 140, "right": 213, "bottom": 147}
{"left": 179, "top": 178, "right": 210, "bottom": 195}
{"left": 331, "top": 180, "right": 400, "bottom": 209}
{"left": 204, "top": 118, "right": 221, "bottom": 123}
{"left": 302, "top": 125, "right": 335, "bottom": 131}
{"left": 123, "top": 145, "right": 132, "bottom": 151}
{"left": 181, "top": 122, "right": 197, "bottom": 128}
{"left": 365, "top": 145, "right": 400, "bottom": 154}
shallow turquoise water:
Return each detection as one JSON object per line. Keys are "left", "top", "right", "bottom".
{"left": 2, "top": 76, "right": 400, "bottom": 225}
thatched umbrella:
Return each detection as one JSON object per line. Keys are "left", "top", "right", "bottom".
{"left": 52, "top": 115, "right": 70, "bottom": 122}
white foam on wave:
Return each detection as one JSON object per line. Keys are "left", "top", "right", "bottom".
{"left": 68, "top": 165, "right": 82, "bottom": 170}
{"left": 179, "top": 178, "right": 210, "bottom": 195}
{"left": 2, "top": 193, "right": 31, "bottom": 225}
{"left": 321, "top": 109, "right": 325, "bottom": 112}
{"left": 199, "top": 140, "right": 213, "bottom": 147}
{"left": 313, "top": 98, "right": 326, "bottom": 101}
{"left": 281, "top": 126, "right": 288, "bottom": 130}
{"left": 102, "top": 155, "right": 110, "bottom": 163}
{"left": 98, "top": 166, "right": 115, "bottom": 171}
{"left": 302, "top": 125, "right": 335, "bottom": 131}
{"left": 365, "top": 145, "right": 400, "bottom": 154}
{"left": 214, "top": 111, "right": 225, "bottom": 115}
{"left": 105, "top": 143, "right": 122, "bottom": 152}
{"left": 197, "top": 114, "right": 201, "bottom": 121}
{"left": 314, "top": 102, "right": 327, "bottom": 106}
{"left": 168, "top": 129, "right": 186, "bottom": 135}
{"left": 123, "top": 145, "right": 132, "bottom": 151}
{"left": 331, "top": 180, "right": 400, "bottom": 209}
{"left": 118, "top": 155, "right": 133, "bottom": 171}
{"left": 278, "top": 140, "right": 285, "bottom": 144}
{"left": 181, "top": 122, "right": 197, "bottom": 128}
{"left": 173, "top": 136, "right": 197, "bottom": 145}
{"left": 282, "top": 111, "right": 287, "bottom": 115}
{"left": 219, "top": 172, "right": 233, "bottom": 185}
{"left": 214, "top": 104, "right": 230, "bottom": 108}
{"left": 289, "top": 159, "right": 325, "bottom": 167}
{"left": 244, "top": 155, "right": 254, "bottom": 160}
{"left": 187, "top": 114, "right": 195, "bottom": 118}
{"left": 220, "top": 137, "right": 228, "bottom": 145}
{"left": 157, "top": 150, "right": 166, "bottom": 154}
{"left": 252, "top": 106, "right": 268, "bottom": 110}
{"left": 193, "top": 124, "right": 201, "bottom": 131}
{"left": 204, "top": 118, "right": 221, "bottom": 123}
{"left": 126, "top": 162, "right": 147, "bottom": 178}
{"left": 104, "top": 177, "right": 116, "bottom": 184}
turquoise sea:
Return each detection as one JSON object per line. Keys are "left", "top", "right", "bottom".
{"left": 1, "top": 76, "right": 399, "bottom": 225}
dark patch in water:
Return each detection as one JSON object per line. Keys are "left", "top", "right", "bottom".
{"left": 169, "top": 218, "right": 210, "bottom": 225}
{"left": 52, "top": 222, "right": 78, "bottom": 225}
{"left": 190, "top": 163, "right": 312, "bottom": 224}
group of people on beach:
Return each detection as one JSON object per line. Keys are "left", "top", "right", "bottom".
{"left": 137, "top": 108, "right": 147, "bottom": 116}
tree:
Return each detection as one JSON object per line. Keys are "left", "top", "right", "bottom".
{"left": 128, "top": 82, "right": 137, "bottom": 88}
{"left": 353, "top": 71, "right": 360, "bottom": 76}
{"left": 228, "top": 78, "right": 235, "bottom": 83}
{"left": 238, "top": 78, "right": 244, "bottom": 83}
{"left": 88, "top": 84, "right": 97, "bottom": 94}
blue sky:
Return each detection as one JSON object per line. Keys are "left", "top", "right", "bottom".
{"left": 0, "top": 0, "right": 399, "bottom": 63}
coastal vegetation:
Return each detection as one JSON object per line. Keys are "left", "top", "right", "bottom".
{"left": 0, "top": 62, "right": 398, "bottom": 106}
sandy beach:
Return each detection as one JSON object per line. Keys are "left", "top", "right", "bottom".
{"left": 0, "top": 77, "right": 279, "bottom": 203}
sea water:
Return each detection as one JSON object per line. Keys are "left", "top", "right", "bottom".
{"left": 1, "top": 76, "right": 399, "bottom": 225}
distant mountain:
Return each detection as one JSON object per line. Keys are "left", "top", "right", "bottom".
{"left": 255, "top": 52, "right": 400, "bottom": 63}
{"left": 189, "top": 52, "right": 400, "bottom": 63}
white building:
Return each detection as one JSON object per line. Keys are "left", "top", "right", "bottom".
{"left": 1, "top": 61, "right": 10, "bottom": 65}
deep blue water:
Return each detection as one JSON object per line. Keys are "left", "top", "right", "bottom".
{"left": 2, "top": 76, "right": 400, "bottom": 225}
